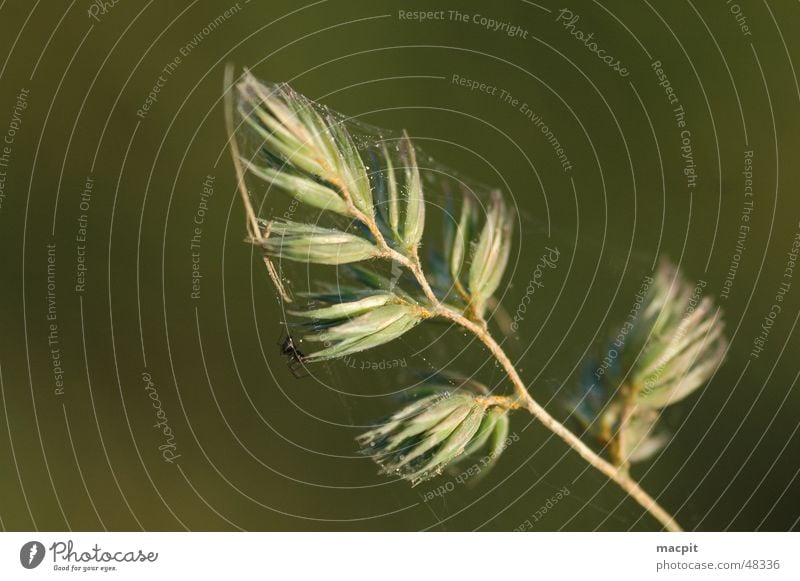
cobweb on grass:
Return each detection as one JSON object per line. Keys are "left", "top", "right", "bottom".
{"left": 229, "top": 78, "right": 670, "bottom": 529}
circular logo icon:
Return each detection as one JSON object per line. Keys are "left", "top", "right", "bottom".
{"left": 19, "top": 541, "right": 45, "bottom": 569}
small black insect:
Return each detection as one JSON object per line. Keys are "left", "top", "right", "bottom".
{"left": 279, "top": 331, "right": 309, "bottom": 378}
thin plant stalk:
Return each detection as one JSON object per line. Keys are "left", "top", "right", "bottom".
{"left": 224, "top": 68, "right": 681, "bottom": 531}
{"left": 223, "top": 66, "right": 292, "bottom": 303}
{"left": 434, "top": 309, "right": 681, "bottom": 532}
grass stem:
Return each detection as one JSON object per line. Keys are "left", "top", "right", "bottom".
{"left": 434, "top": 307, "right": 682, "bottom": 531}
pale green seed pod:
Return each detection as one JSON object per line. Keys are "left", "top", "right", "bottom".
{"left": 358, "top": 390, "right": 511, "bottom": 485}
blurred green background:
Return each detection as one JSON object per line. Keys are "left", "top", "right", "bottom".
{"left": 0, "top": 0, "right": 798, "bottom": 531}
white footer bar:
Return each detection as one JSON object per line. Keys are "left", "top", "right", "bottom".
{"left": 1, "top": 532, "right": 797, "bottom": 579}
